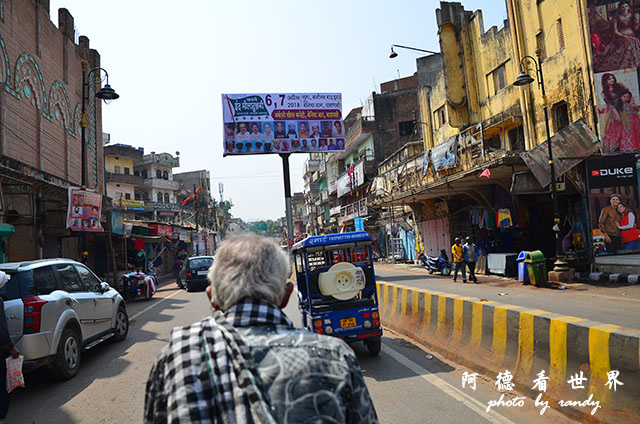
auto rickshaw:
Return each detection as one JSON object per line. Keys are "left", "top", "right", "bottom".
{"left": 291, "top": 231, "right": 382, "bottom": 355}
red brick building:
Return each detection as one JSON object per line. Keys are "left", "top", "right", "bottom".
{"left": 0, "top": 0, "right": 104, "bottom": 262}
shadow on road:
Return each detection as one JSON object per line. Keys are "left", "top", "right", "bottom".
{"left": 352, "top": 335, "right": 455, "bottom": 383}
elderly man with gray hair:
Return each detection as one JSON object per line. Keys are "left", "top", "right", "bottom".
{"left": 144, "top": 234, "right": 378, "bottom": 424}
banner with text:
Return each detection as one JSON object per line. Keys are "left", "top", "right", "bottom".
{"left": 66, "top": 187, "right": 103, "bottom": 232}
{"left": 222, "top": 93, "right": 344, "bottom": 156}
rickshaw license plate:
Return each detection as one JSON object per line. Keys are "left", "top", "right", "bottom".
{"left": 340, "top": 318, "right": 356, "bottom": 328}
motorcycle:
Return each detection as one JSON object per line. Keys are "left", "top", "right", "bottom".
{"left": 418, "top": 249, "right": 452, "bottom": 276}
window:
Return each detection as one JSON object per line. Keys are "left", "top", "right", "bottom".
{"left": 125, "top": 193, "right": 131, "bottom": 200}
{"left": 0, "top": 271, "right": 23, "bottom": 301}
{"left": 492, "top": 64, "right": 506, "bottom": 94}
{"left": 398, "top": 120, "right": 415, "bottom": 136}
{"left": 156, "top": 170, "right": 162, "bottom": 179}
{"left": 164, "top": 193, "right": 170, "bottom": 203}
{"left": 114, "top": 166, "right": 121, "bottom": 174}
{"left": 142, "top": 170, "right": 148, "bottom": 179}
{"left": 553, "top": 102, "right": 569, "bottom": 131}
{"left": 31, "top": 266, "right": 58, "bottom": 295}
{"left": 163, "top": 171, "right": 169, "bottom": 180}
{"left": 134, "top": 170, "right": 140, "bottom": 177}
{"left": 75, "top": 265, "right": 102, "bottom": 292}
{"left": 508, "top": 126, "right": 525, "bottom": 151}
{"left": 434, "top": 106, "right": 446, "bottom": 128}
{"left": 157, "top": 193, "right": 163, "bottom": 202}
{"left": 56, "top": 264, "right": 84, "bottom": 292}
{"left": 485, "top": 135, "right": 502, "bottom": 150}
{"left": 536, "top": 32, "right": 547, "bottom": 61}
{"left": 557, "top": 19, "right": 565, "bottom": 51}
{"left": 135, "top": 193, "right": 141, "bottom": 200}
{"left": 124, "top": 167, "right": 130, "bottom": 175}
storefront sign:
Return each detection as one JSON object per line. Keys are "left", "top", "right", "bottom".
{"left": 587, "top": 155, "right": 640, "bottom": 256}
{"left": 66, "top": 187, "right": 103, "bottom": 232}
{"left": 112, "top": 198, "right": 145, "bottom": 210}
{"left": 521, "top": 119, "right": 599, "bottom": 188}
{"left": 150, "top": 224, "right": 173, "bottom": 238}
{"left": 588, "top": 1, "right": 640, "bottom": 155}
{"left": 222, "top": 93, "right": 344, "bottom": 156}
{"left": 111, "top": 212, "right": 124, "bottom": 235}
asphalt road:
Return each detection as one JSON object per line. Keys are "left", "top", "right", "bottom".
{"left": 375, "top": 263, "right": 640, "bottom": 330}
{"left": 8, "top": 280, "right": 577, "bottom": 423}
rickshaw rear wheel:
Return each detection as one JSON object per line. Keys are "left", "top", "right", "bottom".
{"left": 365, "top": 338, "right": 381, "bottom": 356}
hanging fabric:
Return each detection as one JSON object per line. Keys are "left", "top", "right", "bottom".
{"left": 497, "top": 208, "right": 513, "bottom": 228}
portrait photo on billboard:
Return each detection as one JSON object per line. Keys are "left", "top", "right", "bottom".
{"left": 587, "top": 155, "right": 640, "bottom": 256}
{"left": 588, "top": 1, "right": 640, "bottom": 74}
{"left": 595, "top": 67, "right": 640, "bottom": 154}
{"left": 221, "top": 93, "right": 344, "bottom": 156}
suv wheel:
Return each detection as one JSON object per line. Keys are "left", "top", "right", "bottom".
{"left": 50, "top": 327, "right": 81, "bottom": 380}
{"left": 112, "top": 306, "right": 129, "bottom": 342}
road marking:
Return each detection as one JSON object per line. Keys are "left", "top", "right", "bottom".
{"left": 381, "top": 343, "right": 516, "bottom": 424}
{"left": 130, "top": 289, "right": 182, "bottom": 321}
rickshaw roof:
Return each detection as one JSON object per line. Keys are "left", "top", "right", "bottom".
{"left": 291, "top": 231, "right": 371, "bottom": 251}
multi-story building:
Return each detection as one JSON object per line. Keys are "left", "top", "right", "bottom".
{"left": 291, "top": 192, "right": 307, "bottom": 236}
{"left": 371, "top": 1, "right": 604, "bottom": 271}
{"left": 302, "top": 154, "right": 322, "bottom": 235}
{"left": 104, "top": 144, "right": 145, "bottom": 218}
{"left": 0, "top": 3, "right": 106, "bottom": 262}
{"left": 134, "top": 152, "right": 181, "bottom": 222}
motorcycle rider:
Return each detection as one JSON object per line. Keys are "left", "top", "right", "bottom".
{"left": 451, "top": 238, "right": 466, "bottom": 283}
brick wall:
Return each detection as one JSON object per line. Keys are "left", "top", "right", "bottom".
{"left": 0, "top": 0, "right": 104, "bottom": 192}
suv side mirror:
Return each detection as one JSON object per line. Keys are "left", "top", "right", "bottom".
{"left": 100, "top": 282, "right": 110, "bottom": 293}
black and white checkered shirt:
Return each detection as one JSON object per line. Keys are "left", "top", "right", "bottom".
{"left": 144, "top": 298, "right": 378, "bottom": 423}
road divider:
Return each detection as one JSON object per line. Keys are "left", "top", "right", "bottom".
{"left": 376, "top": 280, "right": 640, "bottom": 422}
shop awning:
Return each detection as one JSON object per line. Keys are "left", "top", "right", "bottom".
{"left": 129, "top": 235, "right": 169, "bottom": 243}
{"left": 520, "top": 119, "right": 599, "bottom": 188}
{"left": 0, "top": 223, "right": 14, "bottom": 236}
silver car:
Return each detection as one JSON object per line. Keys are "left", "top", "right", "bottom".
{"left": 0, "top": 258, "right": 129, "bottom": 379}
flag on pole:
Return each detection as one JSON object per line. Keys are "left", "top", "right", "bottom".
{"left": 479, "top": 168, "right": 491, "bottom": 179}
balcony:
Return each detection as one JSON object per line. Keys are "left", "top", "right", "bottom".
{"left": 345, "top": 116, "right": 375, "bottom": 151}
{"left": 339, "top": 198, "right": 368, "bottom": 223}
{"left": 136, "top": 152, "right": 180, "bottom": 168}
{"left": 303, "top": 160, "right": 321, "bottom": 177}
{"left": 105, "top": 172, "right": 144, "bottom": 185}
{"left": 330, "top": 205, "right": 341, "bottom": 216}
{"left": 336, "top": 155, "right": 376, "bottom": 198}
{"left": 104, "top": 144, "right": 144, "bottom": 161}
{"left": 143, "top": 178, "right": 180, "bottom": 191}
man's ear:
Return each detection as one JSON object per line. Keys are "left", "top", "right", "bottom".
{"left": 206, "top": 285, "right": 221, "bottom": 311}
{"left": 280, "top": 282, "right": 294, "bottom": 309}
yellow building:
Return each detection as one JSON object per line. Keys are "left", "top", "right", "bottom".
{"left": 104, "top": 144, "right": 145, "bottom": 215}
{"left": 373, "top": 1, "right": 597, "bottom": 269}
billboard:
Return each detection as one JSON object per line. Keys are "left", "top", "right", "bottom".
{"left": 587, "top": 155, "right": 640, "bottom": 256}
{"left": 66, "top": 187, "right": 103, "bottom": 232}
{"left": 588, "top": 1, "right": 640, "bottom": 155}
{"left": 222, "top": 93, "right": 344, "bottom": 156}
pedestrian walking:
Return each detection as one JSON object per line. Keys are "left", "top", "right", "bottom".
{"left": 451, "top": 237, "right": 466, "bottom": 283}
{"left": 463, "top": 237, "right": 481, "bottom": 283}
{"left": 144, "top": 234, "right": 378, "bottom": 424}
{"left": 0, "top": 271, "right": 19, "bottom": 424}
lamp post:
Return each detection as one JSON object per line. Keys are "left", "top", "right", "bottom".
{"left": 80, "top": 60, "right": 119, "bottom": 264}
{"left": 389, "top": 44, "right": 439, "bottom": 58}
{"left": 513, "top": 54, "right": 568, "bottom": 272}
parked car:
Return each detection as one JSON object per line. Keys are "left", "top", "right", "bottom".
{"left": 0, "top": 258, "right": 129, "bottom": 379}
{"left": 177, "top": 256, "right": 213, "bottom": 292}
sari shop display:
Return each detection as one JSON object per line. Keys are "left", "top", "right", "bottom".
{"left": 588, "top": 155, "right": 640, "bottom": 255}
{"left": 589, "top": 1, "right": 640, "bottom": 155}
{"left": 222, "top": 93, "right": 344, "bottom": 155}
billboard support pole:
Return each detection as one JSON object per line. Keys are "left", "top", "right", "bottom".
{"left": 280, "top": 153, "right": 294, "bottom": 248}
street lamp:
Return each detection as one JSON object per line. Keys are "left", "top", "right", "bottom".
{"left": 513, "top": 54, "right": 568, "bottom": 272}
{"left": 80, "top": 60, "right": 119, "bottom": 263}
{"left": 389, "top": 44, "right": 439, "bottom": 58}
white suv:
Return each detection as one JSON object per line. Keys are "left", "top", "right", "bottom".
{"left": 0, "top": 258, "right": 129, "bottom": 379}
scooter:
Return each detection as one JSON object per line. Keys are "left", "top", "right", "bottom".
{"left": 419, "top": 249, "right": 452, "bottom": 276}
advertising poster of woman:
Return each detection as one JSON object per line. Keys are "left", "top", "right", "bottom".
{"left": 589, "top": 1, "right": 640, "bottom": 154}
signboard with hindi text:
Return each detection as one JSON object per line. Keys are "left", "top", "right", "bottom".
{"left": 222, "top": 93, "right": 344, "bottom": 156}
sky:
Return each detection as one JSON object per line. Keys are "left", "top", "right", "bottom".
{"left": 49, "top": 0, "right": 507, "bottom": 222}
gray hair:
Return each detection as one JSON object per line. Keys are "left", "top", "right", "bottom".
{"left": 207, "top": 234, "right": 290, "bottom": 310}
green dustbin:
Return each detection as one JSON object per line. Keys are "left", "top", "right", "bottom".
{"left": 524, "top": 250, "right": 547, "bottom": 287}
